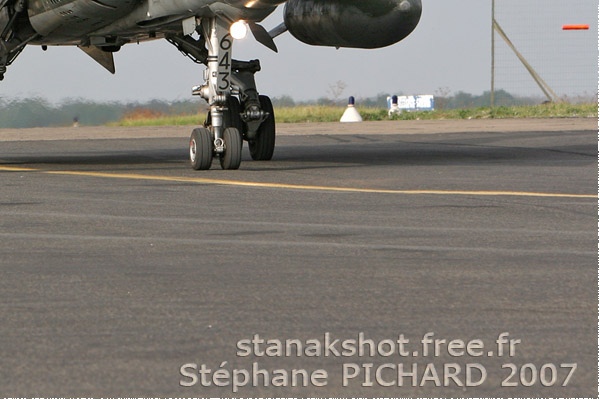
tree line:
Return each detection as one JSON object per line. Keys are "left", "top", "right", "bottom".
{"left": 0, "top": 97, "right": 206, "bottom": 128}
{"left": 0, "top": 90, "right": 558, "bottom": 128}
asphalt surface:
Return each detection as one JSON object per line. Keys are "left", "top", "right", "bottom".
{"left": 0, "top": 120, "right": 597, "bottom": 397}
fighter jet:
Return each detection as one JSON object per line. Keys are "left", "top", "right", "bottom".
{"left": 0, "top": 0, "right": 422, "bottom": 170}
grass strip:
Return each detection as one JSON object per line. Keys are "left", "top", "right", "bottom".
{"left": 110, "top": 103, "right": 598, "bottom": 127}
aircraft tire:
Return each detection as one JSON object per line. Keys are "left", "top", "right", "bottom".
{"left": 190, "top": 127, "right": 213, "bottom": 170}
{"left": 220, "top": 127, "right": 243, "bottom": 170}
{"left": 249, "top": 95, "right": 276, "bottom": 161}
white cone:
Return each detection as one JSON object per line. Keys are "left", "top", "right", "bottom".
{"left": 340, "top": 96, "right": 362, "bottom": 123}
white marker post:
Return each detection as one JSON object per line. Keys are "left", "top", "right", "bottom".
{"left": 340, "top": 96, "right": 363, "bottom": 123}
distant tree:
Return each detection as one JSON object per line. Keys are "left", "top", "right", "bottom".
{"left": 361, "top": 92, "right": 395, "bottom": 108}
{"left": 271, "top": 95, "right": 296, "bottom": 107}
{"left": 327, "top": 80, "right": 347, "bottom": 105}
{"left": 434, "top": 87, "right": 451, "bottom": 110}
{"left": 449, "top": 91, "right": 477, "bottom": 108}
{"left": 315, "top": 97, "right": 332, "bottom": 106}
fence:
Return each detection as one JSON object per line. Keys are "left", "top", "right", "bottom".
{"left": 491, "top": 0, "right": 598, "bottom": 105}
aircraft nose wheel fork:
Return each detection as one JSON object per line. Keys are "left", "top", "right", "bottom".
{"left": 214, "top": 137, "right": 225, "bottom": 154}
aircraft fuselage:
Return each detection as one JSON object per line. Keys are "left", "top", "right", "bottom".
{"left": 27, "top": 0, "right": 283, "bottom": 45}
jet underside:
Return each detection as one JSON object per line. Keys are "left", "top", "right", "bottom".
{"left": 0, "top": 0, "right": 422, "bottom": 170}
{"left": 27, "top": 0, "right": 281, "bottom": 45}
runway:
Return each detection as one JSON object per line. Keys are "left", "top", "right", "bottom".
{"left": 0, "top": 119, "right": 597, "bottom": 397}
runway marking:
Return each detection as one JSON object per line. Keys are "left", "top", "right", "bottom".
{"left": 0, "top": 166, "right": 38, "bottom": 172}
{"left": 1, "top": 166, "right": 597, "bottom": 199}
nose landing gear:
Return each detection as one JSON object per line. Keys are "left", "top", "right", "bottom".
{"left": 177, "top": 17, "right": 276, "bottom": 170}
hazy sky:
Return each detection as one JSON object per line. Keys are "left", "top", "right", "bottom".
{"left": 1, "top": 0, "right": 597, "bottom": 103}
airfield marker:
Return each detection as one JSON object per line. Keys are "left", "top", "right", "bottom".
{"left": 562, "top": 24, "right": 589, "bottom": 30}
{"left": 340, "top": 96, "right": 363, "bottom": 123}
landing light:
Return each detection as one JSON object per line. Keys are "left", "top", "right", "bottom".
{"left": 230, "top": 20, "right": 249, "bottom": 40}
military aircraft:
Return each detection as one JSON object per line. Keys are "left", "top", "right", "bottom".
{"left": 0, "top": 0, "right": 422, "bottom": 170}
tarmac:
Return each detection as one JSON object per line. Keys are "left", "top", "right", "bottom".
{"left": 0, "top": 118, "right": 597, "bottom": 397}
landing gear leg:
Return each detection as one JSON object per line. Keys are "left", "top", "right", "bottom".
{"left": 0, "top": 0, "right": 34, "bottom": 81}
{"left": 179, "top": 17, "right": 276, "bottom": 170}
{"left": 189, "top": 17, "right": 242, "bottom": 170}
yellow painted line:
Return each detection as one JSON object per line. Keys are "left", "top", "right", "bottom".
{"left": 0, "top": 166, "right": 38, "bottom": 172}
{"left": 38, "top": 169, "right": 596, "bottom": 199}
{"left": 1, "top": 165, "right": 596, "bottom": 199}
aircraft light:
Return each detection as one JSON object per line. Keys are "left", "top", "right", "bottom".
{"left": 230, "top": 20, "right": 249, "bottom": 40}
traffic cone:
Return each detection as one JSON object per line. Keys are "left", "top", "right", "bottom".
{"left": 340, "top": 96, "right": 363, "bottom": 123}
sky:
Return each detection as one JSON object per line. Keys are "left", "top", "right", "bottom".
{"left": 0, "top": 0, "right": 597, "bottom": 103}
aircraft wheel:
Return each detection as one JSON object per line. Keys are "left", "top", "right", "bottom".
{"left": 189, "top": 127, "right": 213, "bottom": 170}
{"left": 249, "top": 95, "right": 276, "bottom": 161}
{"left": 220, "top": 127, "right": 243, "bottom": 170}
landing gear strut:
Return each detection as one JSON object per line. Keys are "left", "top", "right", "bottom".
{"left": 170, "top": 17, "right": 276, "bottom": 170}
{"left": 0, "top": 0, "right": 36, "bottom": 81}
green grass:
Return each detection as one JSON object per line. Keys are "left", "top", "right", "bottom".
{"left": 109, "top": 114, "right": 206, "bottom": 127}
{"left": 110, "top": 103, "right": 598, "bottom": 126}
